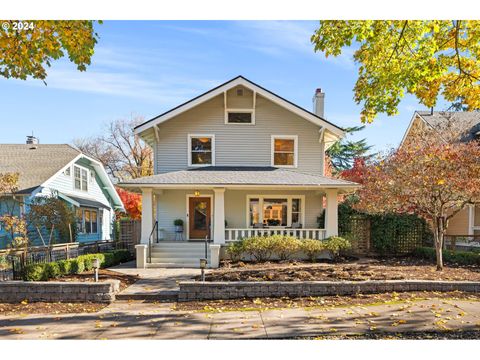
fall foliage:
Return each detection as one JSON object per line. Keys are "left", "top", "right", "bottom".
{"left": 0, "top": 20, "right": 100, "bottom": 81}
{"left": 355, "top": 123, "right": 480, "bottom": 270}
{"left": 312, "top": 21, "right": 480, "bottom": 122}
{"left": 116, "top": 187, "right": 142, "bottom": 219}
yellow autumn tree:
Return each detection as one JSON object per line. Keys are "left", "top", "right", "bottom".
{"left": 0, "top": 20, "right": 100, "bottom": 81}
{"left": 312, "top": 20, "right": 480, "bottom": 122}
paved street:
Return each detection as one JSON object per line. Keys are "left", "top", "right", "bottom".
{"left": 1, "top": 298, "right": 480, "bottom": 339}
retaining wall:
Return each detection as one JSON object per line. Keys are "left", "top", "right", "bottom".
{"left": 0, "top": 280, "right": 120, "bottom": 303}
{"left": 178, "top": 280, "right": 480, "bottom": 301}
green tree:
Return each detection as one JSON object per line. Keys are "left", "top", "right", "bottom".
{"left": 312, "top": 20, "right": 480, "bottom": 123}
{"left": 0, "top": 20, "right": 100, "bottom": 81}
{"left": 326, "top": 125, "right": 373, "bottom": 172}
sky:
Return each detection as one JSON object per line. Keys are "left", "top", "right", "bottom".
{"left": 0, "top": 20, "right": 449, "bottom": 153}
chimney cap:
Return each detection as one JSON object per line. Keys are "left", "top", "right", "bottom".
{"left": 315, "top": 88, "right": 323, "bottom": 94}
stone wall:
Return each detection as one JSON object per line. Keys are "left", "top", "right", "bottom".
{"left": 178, "top": 280, "right": 480, "bottom": 301}
{"left": 0, "top": 280, "right": 120, "bottom": 303}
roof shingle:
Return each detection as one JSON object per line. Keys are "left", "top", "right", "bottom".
{"left": 0, "top": 144, "right": 80, "bottom": 193}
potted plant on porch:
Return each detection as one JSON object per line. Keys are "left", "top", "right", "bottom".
{"left": 174, "top": 219, "right": 184, "bottom": 233}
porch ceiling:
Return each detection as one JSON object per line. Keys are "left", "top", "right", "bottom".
{"left": 118, "top": 166, "right": 359, "bottom": 192}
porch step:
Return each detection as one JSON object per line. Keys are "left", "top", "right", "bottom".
{"left": 149, "top": 242, "right": 209, "bottom": 268}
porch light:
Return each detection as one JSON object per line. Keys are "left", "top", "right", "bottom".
{"left": 93, "top": 258, "right": 100, "bottom": 282}
{"left": 194, "top": 190, "right": 200, "bottom": 197}
{"left": 199, "top": 258, "right": 207, "bottom": 281}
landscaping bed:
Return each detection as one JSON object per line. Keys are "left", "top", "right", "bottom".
{"left": 0, "top": 301, "right": 106, "bottom": 316}
{"left": 203, "top": 258, "right": 480, "bottom": 282}
{"left": 175, "top": 290, "right": 480, "bottom": 312}
{"left": 48, "top": 269, "right": 138, "bottom": 291}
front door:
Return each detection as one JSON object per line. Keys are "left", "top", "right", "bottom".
{"left": 188, "top": 197, "right": 211, "bottom": 239}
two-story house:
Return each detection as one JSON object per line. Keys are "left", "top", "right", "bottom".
{"left": 0, "top": 141, "right": 124, "bottom": 248}
{"left": 119, "top": 76, "right": 358, "bottom": 267}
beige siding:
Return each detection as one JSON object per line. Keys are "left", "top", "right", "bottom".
{"left": 155, "top": 189, "right": 324, "bottom": 241}
{"left": 155, "top": 94, "right": 325, "bottom": 174}
{"left": 446, "top": 207, "right": 470, "bottom": 235}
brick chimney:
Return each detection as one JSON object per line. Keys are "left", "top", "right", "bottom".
{"left": 313, "top": 88, "right": 325, "bottom": 118}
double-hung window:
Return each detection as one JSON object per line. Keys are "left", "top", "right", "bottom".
{"left": 271, "top": 135, "right": 298, "bottom": 168}
{"left": 188, "top": 134, "right": 215, "bottom": 166}
{"left": 74, "top": 165, "right": 88, "bottom": 191}
{"left": 76, "top": 208, "right": 98, "bottom": 234}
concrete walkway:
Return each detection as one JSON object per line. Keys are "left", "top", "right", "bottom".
{"left": 109, "top": 262, "right": 199, "bottom": 300}
{"left": 1, "top": 298, "right": 480, "bottom": 339}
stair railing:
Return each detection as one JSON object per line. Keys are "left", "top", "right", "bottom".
{"left": 148, "top": 221, "right": 158, "bottom": 264}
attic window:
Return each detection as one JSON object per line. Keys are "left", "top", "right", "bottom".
{"left": 227, "top": 111, "right": 253, "bottom": 124}
{"left": 64, "top": 167, "right": 71, "bottom": 176}
{"left": 236, "top": 88, "right": 244, "bottom": 96}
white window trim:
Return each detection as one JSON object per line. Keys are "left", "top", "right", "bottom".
{"left": 187, "top": 134, "right": 216, "bottom": 167}
{"left": 271, "top": 135, "right": 298, "bottom": 168}
{"left": 470, "top": 204, "right": 480, "bottom": 235}
{"left": 224, "top": 108, "right": 256, "bottom": 125}
{"left": 76, "top": 207, "right": 99, "bottom": 235}
{"left": 246, "top": 194, "right": 305, "bottom": 228}
{"left": 73, "top": 164, "right": 89, "bottom": 192}
{"left": 185, "top": 194, "right": 214, "bottom": 240}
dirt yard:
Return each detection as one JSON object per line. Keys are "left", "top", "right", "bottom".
{"left": 49, "top": 269, "right": 139, "bottom": 290}
{"left": 202, "top": 258, "right": 480, "bottom": 282}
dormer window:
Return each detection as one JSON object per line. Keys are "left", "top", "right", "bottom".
{"left": 188, "top": 134, "right": 215, "bottom": 167}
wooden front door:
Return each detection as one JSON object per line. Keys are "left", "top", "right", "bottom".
{"left": 188, "top": 197, "right": 211, "bottom": 239}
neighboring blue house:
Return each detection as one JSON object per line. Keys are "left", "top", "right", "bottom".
{"left": 0, "top": 139, "right": 124, "bottom": 248}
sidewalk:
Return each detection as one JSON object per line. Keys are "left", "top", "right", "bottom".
{"left": 1, "top": 297, "right": 479, "bottom": 339}
{"left": 109, "top": 262, "right": 199, "bottom": 300}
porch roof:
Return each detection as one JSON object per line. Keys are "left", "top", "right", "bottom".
{"left": 118, "top": 166, "right": 359, "bottom": 191}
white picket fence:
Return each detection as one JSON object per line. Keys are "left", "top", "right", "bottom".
{"left": 225, "top": 228, "right": 327, "bottom": 242}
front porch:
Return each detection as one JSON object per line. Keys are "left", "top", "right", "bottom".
{"left": 119, "top": 166, "right": 359, "bottom": 267}
{"left": 140, "top": 187, "right": 340, "bottom": 246}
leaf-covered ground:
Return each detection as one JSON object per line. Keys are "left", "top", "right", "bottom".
{"left": 0, "top": 301, "right": 106, "bottom": 316}
{"left": 175, "top": 291, "right": 480, "bottom": 312}
{"left": 48, "top": 269, "right": 139, "bottom": 290}
{"left": 203, "top": 258, "right": 480, "bottom": 282}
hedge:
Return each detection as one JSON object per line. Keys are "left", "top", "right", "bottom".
{"left": 22, "top": 249, "right": 132, "bottom": 281}
{"left": 413, "top": 247, "right": 480, "bottom": 266}
{"left": 226, "top": 235, "right": 351, "bottom": 263}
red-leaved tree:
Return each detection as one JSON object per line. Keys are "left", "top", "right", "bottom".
{"left": 116, "top": 187, "right": 142, "bottom": 220}
{"left": 340, "top": 157, "right": 368, "bottom": 184}
{"left": 356, "top": 128, "right": 480, "bottom": 270}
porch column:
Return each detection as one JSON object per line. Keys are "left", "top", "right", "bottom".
{"left": 141, "top": 188, "right": 153, "bottom": 244}
{"left": 325, "top": 189, "right": 338, "bottom": 238}
{"left": 213, "top": 188, "right": 225, "bottom": 244}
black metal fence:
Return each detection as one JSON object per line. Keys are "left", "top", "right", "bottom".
{"left": 0, "top": 239, "right": 133, "bottom": 281}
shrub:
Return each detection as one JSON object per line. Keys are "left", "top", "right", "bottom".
{"left": 323, "top": 236, "right": 351, "bottom": 258}
{"left": 174, "top": 219, "right": 184, "bottom": 226}
{"left": 45, "top": 262, "right": 61, "bottom": 279}
{"left": 271, "top": 235, "right": 302, "bottom": 261}
{"left": 226, "top": 241, "right": 244, "bottom": 262}
{"left": 242, "top": 236, "right": 275, "bottom": 262}
{"left": 57, "top": 259, "right": 72, "bottom": 275}
{"left": 23, "top": 263, "right": 47, "bottom": 281}
{"left": 301, "top": 239, "right": 325, "bottom": 262}
{"left": 70, "top": 258, "right": 85, "bottom": 274}
{"left": 413, "top": 247, "right": 480, "bottom": 266}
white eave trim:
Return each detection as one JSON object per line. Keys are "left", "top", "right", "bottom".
{"left": 135, "top": 77, "right": 345, "bottom": 138}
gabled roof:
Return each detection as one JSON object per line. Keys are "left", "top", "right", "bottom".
{"left": 119, "top": 166, "right": 358, "bottom": 191}
{"left": 401, "top": 110, "right": 480, "bottom": 146}
{"left": 0, "top": 144, "right": 80, "bottom": 193}
{"left": 0, "top": 144, "right": 124, "bottom": 210}
{"left": 134, "top": 75, "right": 345, "bottom": 138}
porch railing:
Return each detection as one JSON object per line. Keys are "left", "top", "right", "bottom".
{"left": 444, "top": 234, "right": 480, "bottom": 250}
{"left": 225, "top": 228, "right": 327, "bottom": 242}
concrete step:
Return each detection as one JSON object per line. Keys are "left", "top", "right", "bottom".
{"left": 150, "top": 254, "right": 205, "bottom": 260}
{"left": 150, "top": 257, "right": 204, "bottom": 263}
{"left": 116, "top": 290, "right": 179, "bottom": 301}
{"left": 146, "top": 262, "right": 200, "bottom": 268}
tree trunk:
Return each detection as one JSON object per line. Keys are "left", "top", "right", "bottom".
{"left": 434, "top": 216, "right": 446, "bottom": 271}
